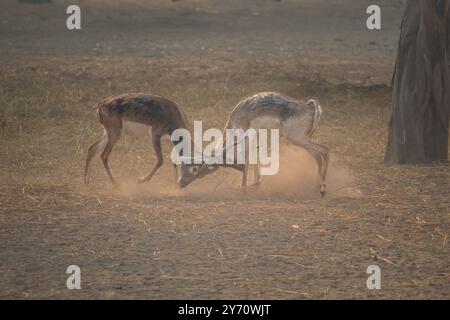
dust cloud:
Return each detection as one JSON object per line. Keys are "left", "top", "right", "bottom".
{"left": 113, "top": 145, "right": 361, "bottom": 201}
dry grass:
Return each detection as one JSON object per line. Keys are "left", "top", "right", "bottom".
{"left": 1, "top": 55, "right": 449, "bottom": 299}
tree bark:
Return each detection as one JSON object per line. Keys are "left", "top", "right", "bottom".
{"left": 385, "top": 0, "right": 450, "bottom": 164}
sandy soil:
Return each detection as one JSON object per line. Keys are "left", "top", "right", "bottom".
{"left": 1, "top": 0, "right": 449, "bottom": 299}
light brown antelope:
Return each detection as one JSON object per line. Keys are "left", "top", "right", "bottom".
{"left": 84, "top": 93, "right": 190, "bottom": 186}
{"left": 177, "top": 92, "right": 329, "bottom": 197}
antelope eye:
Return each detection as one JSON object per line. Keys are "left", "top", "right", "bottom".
{"left": 189, "top": 166, "right": 199, "bottom": 176}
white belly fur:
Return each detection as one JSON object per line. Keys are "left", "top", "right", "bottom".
{"left": 249, "top": 116, "right": 281, "bottom": 130}
{"left": 123, "top": 121, "right": 151, "bottom": 137}
{"left": 122, "top": 121, "right": 170, "bottom": 140}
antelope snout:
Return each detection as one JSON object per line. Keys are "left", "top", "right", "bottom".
{"left": 177, "top": 178, "right": 188, "bottom": 188}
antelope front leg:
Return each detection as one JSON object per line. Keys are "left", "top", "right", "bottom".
{"left": 172, "top": 164, "right": 179, "bottom": 186}
{"left": 253, "top": 163, "right": 262, "bottom": 188}
{"left": 137, "top": 134, "right": 163, "bottom": 184}
{"left": 241, "top": 163, "right": 249, "bottom": 193}
{"left": 240, "top": 138, "right": 249, "bottom": 194}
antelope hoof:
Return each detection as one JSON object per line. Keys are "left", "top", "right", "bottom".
{"left": 320, "top": 184, "right": 326, "bottom": 198}
{"left": 136, "top": 176, "right": 148, "bottom": 184}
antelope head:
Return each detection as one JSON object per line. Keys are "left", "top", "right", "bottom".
{"left": 177, "top": 157, "right": 219, "bottom": 188}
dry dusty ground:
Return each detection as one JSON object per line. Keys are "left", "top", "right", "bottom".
{"left": 0, "top": 0, "right": 449, "bottom": 299}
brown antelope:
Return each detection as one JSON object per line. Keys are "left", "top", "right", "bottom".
{"left": 84, "top": 93, "right": 190, "bottom": 186}
{"left": 177, "top": 92, "right": 330, "bottom": 197}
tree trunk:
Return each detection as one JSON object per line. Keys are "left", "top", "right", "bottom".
{"left": 385, "top": 0, "right": 450, "bottom": 164}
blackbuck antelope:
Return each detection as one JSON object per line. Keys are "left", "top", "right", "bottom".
{"left": 177, "top": 92, "right": 330, "bottom": 197}
{"left": 84, "top": 93, "right": 190, "bottom": 186}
